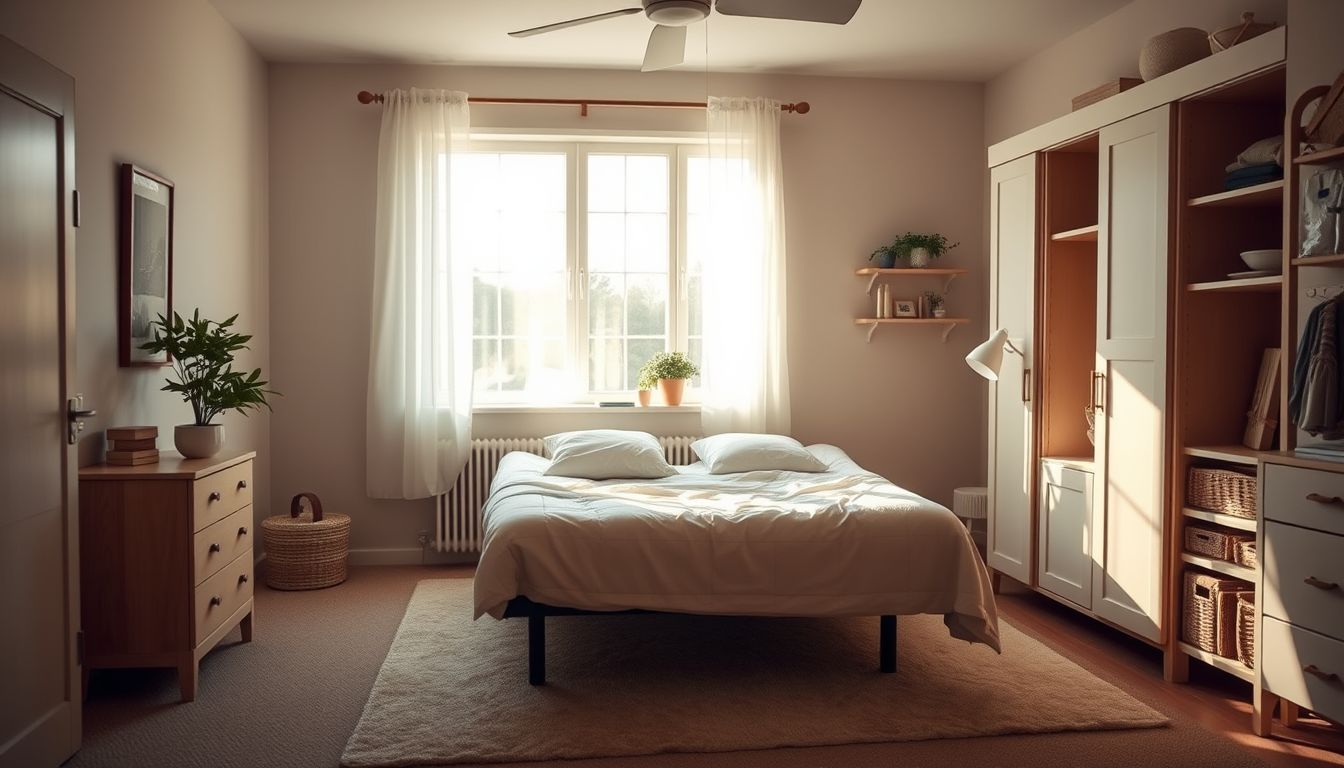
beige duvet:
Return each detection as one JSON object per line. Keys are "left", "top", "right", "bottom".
{"left": 473, "top": 444, "right": 1001, "bottom": 651}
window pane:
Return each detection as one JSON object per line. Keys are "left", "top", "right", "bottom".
{"left": 625, "top": 213, "right": 668, "bottom": 273}
{"left": 473, "top": 277, "right": 498, "bottom": 336}
{"left": 502, "top": 154, "right": 565, "bottom": 212}
{"left": 499, "top": 339, "right": 528, "bottom": 391}
{"left": 589, "top": 338, "right": 623, "bottom": 391}
{"left": 453, "top": 154, "right": 501, "bottom": 214}
{"left": 587, "top": 212, "right": 625, "bottom": 273}
{"left": 627, "top": 337, "right": 666, "bottom": 389}
{"left": 588, "top": 273, "right": 624, "bottom": 336}
{"left": 686, "top": 337, "right": 703, "bottom": 387}
{"left": 686, "top": 275, "right": 702, "bottom": 336}
{"left": 588, "top": 154, "right": 625, "bottom": 213}
{"left": 685, "top": 211, "right": 706, "bottom": 274}
{"left": 625, "top": 155, "right": 667, "bottom": 213}
{"left": 501, "top": 272, "right": 565, "bottom": 337}
{"left": 686, "top": 157, "right": 708, "bottom": 215}
{"left": 457, "top": 209, "right": 501, "bottom": 273}
{"left": 474, "top": 339, "right": 499, "bottom": 391}
{"left": 626, "top": 274, "right": 667, "bottom": 336}
{"left": 501, "top": 210, "right": 565, "bottom": 273}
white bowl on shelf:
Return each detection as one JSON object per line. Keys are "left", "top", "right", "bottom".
{"left": 1240, "top": 249, "right": 1283, "bottom": 274}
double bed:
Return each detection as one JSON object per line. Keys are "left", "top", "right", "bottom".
{"left": 473, "top": 443, "right": 1000, "bottom": 684}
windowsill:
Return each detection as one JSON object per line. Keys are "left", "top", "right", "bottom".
{"left": 473, "top": 403, "right": 701, "bottom": 415}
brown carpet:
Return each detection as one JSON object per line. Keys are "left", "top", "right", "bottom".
{"left": 342, "top": 579, "right": 1166, "bottom": 766}
{"left": 71, "top": 565, "right": 1274, "bottom": 768}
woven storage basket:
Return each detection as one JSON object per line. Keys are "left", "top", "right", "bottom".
{"left": 262, "top": 493, "right": 351, "bottom": 590}
{"left": 1236, "top": 593, "right": 1256, "bottom": 669}
{"left": 1187, "top": 466, "right": 1257, "bottom": 518}
{"left": 1234, "top": 539, "right": 1258, "bottom": 570}
{"left": 1183, "top": 570, "right": 1253, "bottom": 657}
{"left": 1139, "top": 27, "right": 1211, "bottom": 81}
{"left": 1184, "top": 525, "right": 1246, "bottom": 560}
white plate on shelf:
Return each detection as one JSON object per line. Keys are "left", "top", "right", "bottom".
{"left": 1227, "top": 269, "right": 1277, "bottom": 279}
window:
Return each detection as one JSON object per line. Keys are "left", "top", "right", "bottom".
{"left": 451, "top": 140, "right": 705, "bottom": 404}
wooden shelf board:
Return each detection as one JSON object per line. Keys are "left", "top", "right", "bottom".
{"left": 1183, "top": 445, "right": 1262, "bottom": 466}
{"left": 1050, "top": 224, "right": 1099, "bottom": 243}
{"left": 1186, "top": 275, "right": 1283, "bottom": 293}
{"left": 1292, "top": 253, "right": 1344, "bottom": 267}
{"left": 855, "top": 268, "right": 969, "bottom": 277}
{"left": 1182, "top": 552, "right": 1256, "bottom": 581}
{"left": 1182, "top": 506, "right": 1257, "bottom": 533}
{"left": 1186, "top": 180, "right": 1284, "bottom": 208}
{"left": 855, "top": 317, "right": 969, "bottom": 344}
{"left": 1178, "top": 641, "right": 1256, "bottom": 683}
{"left": 1294, "top": 146, "right": 1344, "bottom": 166}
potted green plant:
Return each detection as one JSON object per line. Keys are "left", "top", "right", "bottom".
{"left": 636, "top": 369, "right": 657, "bottom": 406}
{"left": 638, "top": 352, "right": 700, "bottom": 407}
{"left": 924, "top": 291, "right": 947, "bottom": 318}
{"left": 880, "top": 232, "right": 960, "bottom": 268}
{"left": 140, "top": 310, "right": 278, "bottom": 459}
{"left": 869, "top": 243, "right": 900, "bottom": 270}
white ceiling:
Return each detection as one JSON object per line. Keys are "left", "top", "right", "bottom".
{"left": 210, "top": 0, "right": 1133, "bottom": 81}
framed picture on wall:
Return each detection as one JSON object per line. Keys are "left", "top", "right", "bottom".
{"left": 119, "top": 164, "right": 174, "bottom": 367}
{"left": 893, "top": 299, "right": 917, "bottom": 318}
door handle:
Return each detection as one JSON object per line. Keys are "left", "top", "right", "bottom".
{"left": 1091, "top": 372, "right": 1107, "bottom": 411}
{"left": 1304, "top": 576, "right": 1341, "bottom": 591}
{"left": 67, "top": 394, "right": 97, "bottom": 445}
{"left": 1022, "top": 368, "right": 1032, "bottom": 403}
{"left": 1304, "top": 664, "right": 1341, "bottom": 683}
{"left": 1305, "top": 492, "right": 1344, "bottom": 505}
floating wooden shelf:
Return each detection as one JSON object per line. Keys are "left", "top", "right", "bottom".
{"left": 1182, "top": 551, "right": 1257, "bottom": 581}
{"left": 1183, "top": 445, "right": 1261, "bottom": 466}
{"left": 1186, "top": 275, "right": 1282, "bottom": 293}
{"left": 1292, "top": 253, "right": 1344, "bottom": 267}
{"left": 854, "top": 317, "right": 968, "bottom": 343}
{"left": 1182, "top": 506, "right": 1257, "bottom": 533}
{"left": 1294, "top": 146, "right": 1344, "bottom": 166}
{"left": 1186, "top": 180, "right": 1284, "bottom": 208}
{"left": 855, "top": 267, "right": 969, "bottom": 294}
{"left": 1178, "top": 641, "right": 1255, "bottom": 683}
{"left": 1050, "top": 224, "right": 1099, "bottom": 243}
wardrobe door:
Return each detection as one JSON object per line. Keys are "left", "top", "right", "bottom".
{"left": 1091, "top": 106, "right": 1171, "bottom": 643}
{"left": 987, "top": 154, "right": 1039, "bottom": 585}
{"left": 1038, "top": 461, "right": 1093, "bottom": 608}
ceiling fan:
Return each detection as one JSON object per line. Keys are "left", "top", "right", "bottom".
{"left": 508, "top": 0, "right": 862, "bottom": 72}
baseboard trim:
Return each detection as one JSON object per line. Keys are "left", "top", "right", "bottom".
{"left": 347, "top": 547, "right": 478, "bottom": 566}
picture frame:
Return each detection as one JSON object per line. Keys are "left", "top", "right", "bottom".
{"left": 119, "top": 164, "right": 174, "bottom": 367}
{"left": 893, "top": 299, "right": 917, "bottom": 318}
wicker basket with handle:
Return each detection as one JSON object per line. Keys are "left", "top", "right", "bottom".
{"left": 1234, "top": 539, "right": 1257, "bottom": 569}
{"left": 1184, "top": 525, "right": 1252, "bottom": 561}
{"left": 262, "top": 493, "right": 351, "bottom": 590}
{"left": 1183, "top": 570, "right": 1253, "bottom": 657}
{"left": 1187, "top": 466, "right": 1257, "bottom": 518}
{"left": 1236, "top": 593, "right": 1256, "bottom": 668}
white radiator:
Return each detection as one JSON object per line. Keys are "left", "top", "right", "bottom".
{"left": 436, "top": 435, "right": 700, "bottom": 553}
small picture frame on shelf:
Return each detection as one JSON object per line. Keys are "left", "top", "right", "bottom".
{"left": 894, "top": 299, "right": 917, "bottom": 318}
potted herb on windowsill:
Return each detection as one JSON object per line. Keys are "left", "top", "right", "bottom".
{"left": 638, "top": 352, "right": 699, "bottom": 407}
{"left": 636, "top": 369, "right": 657, "bottom": 407}
{"left": 879, "top": 232, "right": 960, "bottom": 268}
{"left": 140, "top": 310, "right": 278, "bottom": 459}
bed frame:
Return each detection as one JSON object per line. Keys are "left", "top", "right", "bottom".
{"left": 502, "top": 596, "right": 898, "bottom": 685}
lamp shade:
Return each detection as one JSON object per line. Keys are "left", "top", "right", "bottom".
{"left": 966, "top": 328, "right": 1010, "bottom": 381}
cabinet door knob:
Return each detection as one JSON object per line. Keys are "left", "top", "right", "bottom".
{"left": 238, "top": 574, "right": 249, "bottom": 584}
{"left": 1305, "top": 492, "right": 1343, "bottom": 505}
{"left": 209, "top": 596, "right": 222, "bottom": 607}
{"left": 237, "top": 479, "right": 248, "bottom": 490}
{"left": 1304, "top": 664, "right": 1341, "bottom": 683}
{"left": 208, "top": 543, "right": 221, "bottom": 553}
{"left": 208, "top": 491, "right": 222, "bottom": 502}
{"left": 1304, "top": 576, "right": 1340, "bottom": 591}
{"left": 238, "top": 526, "right": 249, "bottom": 536}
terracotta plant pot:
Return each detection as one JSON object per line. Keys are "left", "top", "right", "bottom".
{"left": 175, "top": 424, "right": 224, "bottom": 459}
{"left": 637, "top": 389, "right": 653, "bottom": 407}
{"left": 658, "top": 378, "right": 686, "bottom": 406}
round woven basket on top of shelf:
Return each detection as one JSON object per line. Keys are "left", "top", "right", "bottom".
{"left": 261, "top": 493, "right": 351, "bottom": 590}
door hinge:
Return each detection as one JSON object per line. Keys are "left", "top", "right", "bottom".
{"left": 76, "top": 630, "right": 84, "bottom": 665}
{"left": 72, "top": 189, "right": 80, "bottom": 227}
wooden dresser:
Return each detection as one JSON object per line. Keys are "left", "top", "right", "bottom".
{"left": 1255, "top": 453, "right": 1344, "bottom": 733}
{"left": 79, "top": 450, "right": 256, "bottom": 701}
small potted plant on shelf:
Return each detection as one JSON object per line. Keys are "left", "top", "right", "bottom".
{"left": 869, "top": 243, "right": 900, "bottom": 269}
{"left": 638, "top": 352, "right": 699, "bottom": 407}
{"left": 879, "top": 232, "right": 960, "bottom": 268}
{"left": 140, "top": 310, "right": 278, "bottom": 459}
{"left": 924, "top": 291, "right": 947, "bottom": 318}
{"left": 636, "top": 369, "right": 657, "bottom": 407}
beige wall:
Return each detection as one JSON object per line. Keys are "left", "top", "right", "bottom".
{"left": 268, "top": 64, "right": 987, "bottom": 559}
{"left": 985, "top": 0, "right": 1287, "bottom": 146}
{"left": 1, "top": 0, "right": 271, "bottom": 521}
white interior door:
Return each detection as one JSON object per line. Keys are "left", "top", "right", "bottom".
{"left": 1091, "top": 106, "right": 1170, "bottom": 643}
{"left": 1038, "top": 461, "right": 1094, "bottom": 608}
{"left": 0, "top": 38, "right": 82, "bottom": 767}
{"left": 987, "top": 154, "right": 1038, "bottom": 585}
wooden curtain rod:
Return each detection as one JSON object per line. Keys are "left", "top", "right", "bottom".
{"left": 355, "top": 90, "right": 809, "bottom": 116}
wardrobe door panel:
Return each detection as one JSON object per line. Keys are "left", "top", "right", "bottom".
{"left": 1038, "top": 461, "right": 1093, "bottom": 608}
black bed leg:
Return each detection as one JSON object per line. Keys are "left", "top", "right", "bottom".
{"left": 879, "top": 615, "right": 897, "bottom": 673}
{"left": 528, "top": 614, "right": 546, "bottom": 685}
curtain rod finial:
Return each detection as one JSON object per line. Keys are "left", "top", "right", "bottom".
{"left": 789, "top": 102, "right": 810, "bottom": 114}
{"left": 357, "top": 90, "right": 381, "bottom": 104}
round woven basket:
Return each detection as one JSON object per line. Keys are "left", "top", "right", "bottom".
{"left": 1139, "top": 27, "right": 1211, "bottom": 81}
{"left": 262, "top": 493, "right": 351, "bottom": 590}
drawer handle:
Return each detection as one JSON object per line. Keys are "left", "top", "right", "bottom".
{"left": 1305, "top": 492, "right": 1344, "bottom": 505}
{"left": 209, "top": 596, "right": 222, "bottom": 608}
{"left": 238, "top": 479, "right": 248, "bottom": 490}
{"left": 238, "top": 526, "right": 249, "bottom": 536}
{"left": 1305, "top": 576, "right": 1341, "bottom": 591}
{"left": 1304, "top": 664, "right": 1341, "bottom": 683}
{"left": 208, "top": 491, "right": 222, "bottom": 502}
{"left": 208, "top": 543, "right": 221, "bottom": 554}
{"left": 238, "top": 574, "right": 249, "bottom": 584}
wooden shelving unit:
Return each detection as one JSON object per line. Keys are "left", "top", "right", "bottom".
{"left": 1293, "top": 145, "right": 1344, "bottom": 165}
{"left": 1050, "top": 224, "right": 1099, "bottom": 242}
{"left": 855, "top": 267, "right": 968, "bottom": 294}
{"left": 1182, "top": 506, "right": 1257, "bottom": 533}
{"left": 854, "top": 317, "right": 968, "bottom": 343}
{"left": 1181, "top": 551, "right": 1256, "bottom": 581}
{"left": 1292, "top": 252, "right": 1344, "bottom": 267}
{"left": 1186, "top": 179, "right": 1284, "bottom": 208}
{"left": 1182, "top": 445, "right": 1262, "bottom": 466}
{"left": 1186, "top": 275, "right": 1282, "bottom": 293}
{"left": 1178, "top": 641, "right": 1255, "bottom": 683}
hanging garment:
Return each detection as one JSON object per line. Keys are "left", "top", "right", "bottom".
{"left": 1291, "top": 297, "right": 1344, "bottom": 438}
{"left": 1302, "top": 169, "right": 1344, "bottom": 257}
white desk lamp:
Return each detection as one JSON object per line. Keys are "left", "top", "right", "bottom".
{"left": 965, "top": 328, "right": 1023, "bottom": 381}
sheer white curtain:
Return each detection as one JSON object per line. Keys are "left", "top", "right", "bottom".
{"left": 701, "top": 96, "right": 791, "bottom": 434}
{"left": 366, "top": 89, "right": 473, "bottom": 499}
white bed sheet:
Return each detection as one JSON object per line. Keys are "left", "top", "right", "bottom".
{"left": 472, "top": 444, "right": 1000, "bottom": 651}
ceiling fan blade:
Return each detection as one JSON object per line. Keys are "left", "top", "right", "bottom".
{"left": 641, "top": 24, "right": 687, "bottom": 72}
{"left": 714, "top": 0, "right": 860, "bottom": 24}
{"left": 508, "top": 7, "right": 642, "bottom": 38}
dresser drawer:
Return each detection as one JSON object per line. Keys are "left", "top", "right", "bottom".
{"left": 1263, "top": 521, "right": 1344, "bottom": 641}
{"left": 193, "top": 506, "right": 254, "bottom": 586}
{"left": 194, "top": 549, "right": 253, "bottom": 645}
{"left": 193, "top": 460, "right": 253, "bottom": 532}
{"left": 1262, "top": 616, "right": 1344, "bottom": 723}
{"left": 1263, "top": 463, "right": 1344, "bottom": 535}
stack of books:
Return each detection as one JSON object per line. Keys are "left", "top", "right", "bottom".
{"left": 106, "top": 426, "right": 159, "bottom": 466}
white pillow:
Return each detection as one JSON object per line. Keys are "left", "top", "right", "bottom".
{"left": 691, "top": 433, "right": 828, "bottom": 474}
{"left": 543, "top": 430, "right": 675, "bottom": 480}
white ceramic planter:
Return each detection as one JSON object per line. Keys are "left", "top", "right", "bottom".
{"left": 933, "top": 308, "right": 947, "bottom": 318}
{"left": 909, "top": 247, "right": 931, "bottom": 268}
{"left": 175, "top": 424, "right": 225, "bottom": 459}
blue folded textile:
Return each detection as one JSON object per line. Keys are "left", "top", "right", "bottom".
{"left": 1225, "top": 162, "right": 1281, "bottom": 182}
{"left": 1225, "top": 169, "right": 1283, "bottom": 191}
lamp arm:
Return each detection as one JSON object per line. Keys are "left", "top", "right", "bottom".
{"left": 1003, "top": 337, "right": 1024, "bottom": 356}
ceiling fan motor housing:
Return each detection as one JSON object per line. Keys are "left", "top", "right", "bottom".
{"left": 643, "top": 0, "right": 711, "bottom": 26}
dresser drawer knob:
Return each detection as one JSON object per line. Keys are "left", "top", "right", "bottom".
{"left": 1304, "top": 664, "right": 1341, "bottom": 683}
{"left": 208, "top": 491, "right": 222, "bottom": 502}
{"left": 209, "top": 543, "right": 221, "bottom": 554}
{"left": 209, "top": 596, "right": 222, "bottom": 608}
{"left": 238, "top": 526, "right": 249, "bottom": 536}
{"left": 238, "top": 479, "right": 248, "bottom": 490}
{"left": 1305, "top": 492, "right": 1344, "bottom": 505}
{"left": 1304, "top": 576, "right": 1341, "bottom": 591}
{"left": 239, "top": 574, "right": 249, "bottom": 584}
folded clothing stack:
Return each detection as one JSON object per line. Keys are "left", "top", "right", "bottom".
{"left": 1224, "top": 135, "right": 1284, "bottom": 191}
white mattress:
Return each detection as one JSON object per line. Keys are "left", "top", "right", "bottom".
{"left": 473, "top": 444, "right": 1000, "bottom": 651}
